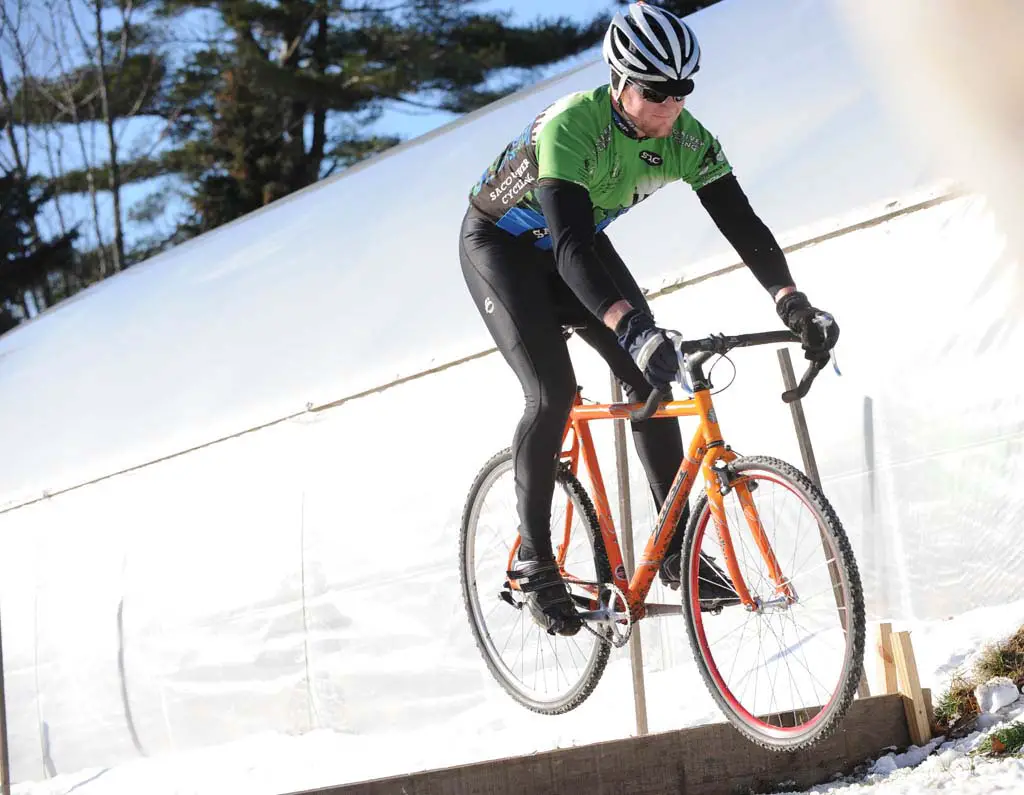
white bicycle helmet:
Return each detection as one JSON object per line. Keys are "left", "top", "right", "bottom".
{"left": 602, "top": 2, "right": 701, "bottom": 95}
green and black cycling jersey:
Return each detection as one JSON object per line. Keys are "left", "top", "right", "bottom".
{"left": 466, "top": 83, "right": 793, "bottom": 321}
{"left": 469, "top": 85, "right": 732, "bottom": 249}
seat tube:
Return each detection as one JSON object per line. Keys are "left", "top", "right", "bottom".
{"left": 554, "top": 391, "right": 584, "bottom": 564}
{"left": 573, "top": 413, "right": 629, "bottom": 593}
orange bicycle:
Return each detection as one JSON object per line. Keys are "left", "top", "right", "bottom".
{"left": 459, "top": 329, "right": 864, "bottom": 751}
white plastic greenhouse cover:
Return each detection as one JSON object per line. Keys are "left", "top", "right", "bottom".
{"left": 0, "top": 0, "right": 941, "bottom": 511}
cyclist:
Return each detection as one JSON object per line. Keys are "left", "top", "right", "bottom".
{"left": 459, "top": 2, "right": 838, "bottom": 636}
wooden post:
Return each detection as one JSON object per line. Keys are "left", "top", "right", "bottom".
{"left": 611, "top": 374, "right": 648, "bottom": 736}
{"left": 875, "top": 622, "right": 899, "bottom": 695}
{"left": 892, "top": 630, "right": 932, "bottom": 746}
{"left": 0, "top": 605, "right": 11, "bottom": 795}
{"left": 777, "top": 348, "right": 871, "bottom": 699}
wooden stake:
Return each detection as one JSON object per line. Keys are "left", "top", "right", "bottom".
{"left": 875, "top": 622, "right": 899, "bottom": 695}
{"left": 892, "top": 630, "right": 932, "bottom": 746}
{"left": 778, "top": 348, "right": 870, "bottom": 698}
{"left": 611, "top": 374, "right": 648, "bottom": 737}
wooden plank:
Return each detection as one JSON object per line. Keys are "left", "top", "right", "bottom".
{"left": 892, "top": 631, "right": 932, "bottom": 746}
{"left": 287, "top": 695, "right": 912, "bottom": 795}
{"left": 875, "top": 622, "right": 898, "bottom": 695}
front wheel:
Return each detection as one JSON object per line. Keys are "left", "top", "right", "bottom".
{"left": 459, "top": 448, "right": 613, "bottom": 714}
{"left": 682, "top": 455, "right": 865, "bottom": 751}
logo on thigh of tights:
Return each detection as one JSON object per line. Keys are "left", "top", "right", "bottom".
{"left": 484, "top": 297, "right": 494, "bottom": 314}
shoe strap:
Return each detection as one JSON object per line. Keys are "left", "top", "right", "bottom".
{"left": 507, "top": 561, "right": 563, "bottom": 594}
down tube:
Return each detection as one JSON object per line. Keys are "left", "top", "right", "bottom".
{"left": 629, "top": 433, "right": 705, "bottom": 603}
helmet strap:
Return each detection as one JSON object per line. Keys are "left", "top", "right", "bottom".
{"left": 609, "top": 91, "right": 642, "bottom": 139}
{"left": 609, "top": 69, "right": 627, "bottom": 102}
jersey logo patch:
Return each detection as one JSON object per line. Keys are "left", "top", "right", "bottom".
{"left": 639, "top": 150, "right": 663, "bottom": 166}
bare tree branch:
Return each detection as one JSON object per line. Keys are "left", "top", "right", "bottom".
{"left": 86, "top": 0, "right": 124, "bottom": 270}
{"left": 0, "top": 0, "right": 35, "bottom": 175}
{"left": 36, "top": 118, "right": 71, "bottom": 238}
{"left": 46, "top": 0, "right": 109, "bottom": 276}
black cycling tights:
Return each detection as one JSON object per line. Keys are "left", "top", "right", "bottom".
{"left": 459, "top": 208, "right": 688, "bottom": 561}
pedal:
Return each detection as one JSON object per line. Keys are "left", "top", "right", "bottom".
{"left": 499, "top": 588, "right": 522, "bottom": 609}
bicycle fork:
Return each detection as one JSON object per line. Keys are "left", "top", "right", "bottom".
{"left": 703, "top": 451, "right": 797, "bottom": 611}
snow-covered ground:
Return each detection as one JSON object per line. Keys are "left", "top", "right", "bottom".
{"left": 12, "top": 598, "right": 1024, "bottom": 795}
{"left": 782, "top": 702, "right": 1024, "bottom": 795}
{"left": 784, "top": 722, "right": 1024, "bottom": 795}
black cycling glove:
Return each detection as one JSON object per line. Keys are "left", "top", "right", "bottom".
{"left": 776, "top": 291, "right": 839, "bottom": 362}
{"left": 616, "top": 309, "right": 678, "bottom": 388}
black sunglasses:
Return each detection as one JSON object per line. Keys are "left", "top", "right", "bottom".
{"left": 630, "top": 78, "right": 695, "bottom": 103}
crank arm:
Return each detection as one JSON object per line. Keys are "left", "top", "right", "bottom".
{"left": 576, "top": 607, "right": 627, "bottom": 624}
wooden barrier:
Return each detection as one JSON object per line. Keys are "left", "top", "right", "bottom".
{"left": 287, "top": 694, "right": 912, "bottom": 795}
{"left": 284, "top": 629, "right": 938, "bottom": 795}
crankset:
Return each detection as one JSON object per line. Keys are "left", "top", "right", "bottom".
{"left": 573, "top": 580, "right": 632, "bottom": 648}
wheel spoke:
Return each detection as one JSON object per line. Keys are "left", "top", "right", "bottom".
{"left": 461, "top": 453, "right": 611, "bottom": 713}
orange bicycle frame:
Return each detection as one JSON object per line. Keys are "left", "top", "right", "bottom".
{"left": 551, "top": 384, "right": 792, "bottom": 620}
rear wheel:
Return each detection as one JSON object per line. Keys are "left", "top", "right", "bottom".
{"left": 459, "top": 448, "right": 612, "bottom": 714}
{"left": 682, "top": 455, "right": 865, "bottom": 750}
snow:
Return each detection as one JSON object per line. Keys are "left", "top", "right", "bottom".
{"left": 12, "top": 599, "right": 1024, "bottom": 794}
{"left": 784, "top": 700, "right": 1024, "bottom": 795}
{"left": 975, "top": 678, "right": 1021, "bottom": 715}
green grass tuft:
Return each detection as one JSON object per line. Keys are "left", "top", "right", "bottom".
{"left": 934, "top": 670, "right": 979, "bottom": 730}
{"left": 975, "top": 721, "right": 1024, "bottom": 756}
{"left": 974, "top": 626, "right": 1024, "bottom": 684}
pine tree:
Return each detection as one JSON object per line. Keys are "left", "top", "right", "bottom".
{"left": 0, "top": 171, "right": 78, "bottom": 321}
{"left": 618, "top": 1, "right": 716, "bottom": 18}
{"left": 154, "top": 0, "right": 610, "bottom": 234}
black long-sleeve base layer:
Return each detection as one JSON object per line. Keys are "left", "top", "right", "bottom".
{"left": 459, "top": 206, "right": 688, "bottom": 560}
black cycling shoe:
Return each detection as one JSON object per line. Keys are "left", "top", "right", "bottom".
{"left": 508, "top": 554, "right": 582, "bottom": 637}
{"left": 660, "top": 552, "right": 742, "bottom": 611}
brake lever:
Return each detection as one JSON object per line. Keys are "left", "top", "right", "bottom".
{"left": 667, "top": 331, "right": 694, "bottom": 396}
{"left": 781, "top": 356, "right": 828, "bottom": 404}
{"left": 813, "top": 314, "right": 842, "bottom": 376}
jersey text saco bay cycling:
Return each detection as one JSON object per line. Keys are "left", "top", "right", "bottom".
{"left": 468, "top": 85, "right": 733, "bottom": 249}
